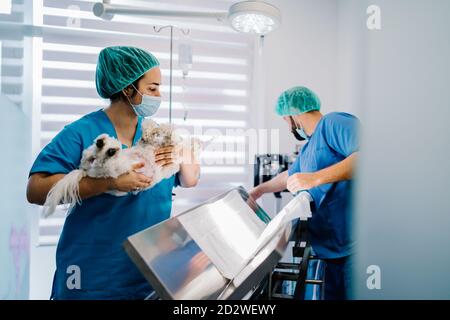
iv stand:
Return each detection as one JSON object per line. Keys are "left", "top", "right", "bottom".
{"left": 153, "top": 25, "right": 190, "bottom": 124}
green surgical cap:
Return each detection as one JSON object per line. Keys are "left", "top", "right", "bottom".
{"left": 275, "top": 86, "right": 321, "bottom": 116}
{"left": 95, "top": 46, "right": 160, "bottom": 99}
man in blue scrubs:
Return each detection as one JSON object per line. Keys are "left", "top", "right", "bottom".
{"left": 26, "top": 46, "right": 200, "bottom": 299}
{"left": 249, "top": 86, "right": 359, "bottom": 300}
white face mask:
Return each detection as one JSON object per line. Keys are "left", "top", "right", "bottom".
{"left": 295, "top": 125, "right": 309, "bottom": 141}
{"left": 128, "top": 84, "right": 161, "bottom": 117}
{"left": 290, "top": 116, "right": 309, "bottom": 141}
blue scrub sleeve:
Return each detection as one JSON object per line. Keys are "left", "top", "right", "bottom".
{"left": 323, "top": 114, "right": 360, "bottom": 157}
{"left": 29, "top": 126, "right": 83, "bottom": 177}
{"left": 288, "top": 155, "right": 301, "bottom": 176}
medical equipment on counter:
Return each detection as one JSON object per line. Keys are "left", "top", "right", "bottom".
{"left": 254, "top": 153, "right": 297, "bottom": 213}
{"left": 253, "top": 152, "right": 325, "bottom": 299}
{"left": 123, "top": 187, "right": 313, "bottom": 300}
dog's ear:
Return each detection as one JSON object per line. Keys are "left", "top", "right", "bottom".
{"left": 96, "top": 138, "right": 105, "bottom": 149}
{"left": 106, "top": 148, "right": 118, "bottom": 157}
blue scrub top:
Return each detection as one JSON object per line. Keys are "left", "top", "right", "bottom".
{"left": 288, "top": 112, "right": 359, "bottom": 259}
{"left": 30, "top": 109, "right": 179, "bottom": 300}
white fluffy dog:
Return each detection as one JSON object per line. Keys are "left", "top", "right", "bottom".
{"left": 43, "top": 119, "right": 201, "bottom": 217}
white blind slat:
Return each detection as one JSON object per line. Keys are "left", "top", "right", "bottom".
{"left": 0, "top": 0, "right": 25, "bottom": 108}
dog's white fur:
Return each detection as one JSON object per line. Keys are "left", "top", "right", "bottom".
{"left": 43, "top": 119, "right": 203, "bottom": 217}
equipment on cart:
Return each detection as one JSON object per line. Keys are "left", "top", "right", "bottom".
{"left": 124, "top": 187, "right": 313, "bottom": 300}
{"left": 253, "top": 153, "right": 326, "bottom": 300}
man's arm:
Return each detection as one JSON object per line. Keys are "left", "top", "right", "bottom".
{"left": 287, "top": 152, "right": 358, "bottom": 193}
{"left": 248, "top": 170, "right": 289, "bottom": 201}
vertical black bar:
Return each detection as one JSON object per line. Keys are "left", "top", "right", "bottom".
{"left": 293, "top": 245, "right": 311, "bottom": 299}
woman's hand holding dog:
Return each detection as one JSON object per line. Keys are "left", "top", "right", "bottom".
{"left": 109, "top": 162, "right": 152, "bottom": 192}
{"left": 155, "top": 146, "right": 176, "bottom": 168}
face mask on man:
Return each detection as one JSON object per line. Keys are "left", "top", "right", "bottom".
{"left": 290, "top": 116, "right": 309, "bottom": 141}
{"left": 127, "top": 84, "right": 161, "bottom": 117}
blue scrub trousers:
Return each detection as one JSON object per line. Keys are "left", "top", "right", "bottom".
{"left": 323, "top": 255, "right": 352, "bottom": 300}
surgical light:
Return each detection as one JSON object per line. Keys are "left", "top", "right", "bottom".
{"left": 93, "top": 1, "right": 281, "bottom": 36}
{"left": 227, "top": 1, "right": 281, "bottom": 35}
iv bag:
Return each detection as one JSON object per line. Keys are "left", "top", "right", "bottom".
{"left": 178, "top": 35, "right": 193, "bottom": 77}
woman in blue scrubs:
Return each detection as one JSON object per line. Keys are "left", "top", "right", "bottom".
{"left": 249, "top": 86, "right": 359, "bottom": 300}
{"left": 26, "top": 46, "right": 200, "bottom": 299}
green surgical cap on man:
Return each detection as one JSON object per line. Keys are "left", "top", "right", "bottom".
{"left": 95, "top": 46, "right": 160, "bottom": 99}
{"left": 275, "top": 86, "right": 321, "bottom": 116}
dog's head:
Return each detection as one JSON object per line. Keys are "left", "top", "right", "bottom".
{"left": 82, "top": 134, "right": 122, "bottom": 167}
{"left": 140, "top": 119, "right": 159, "bottom": 145}
{"left": 94, "top": 134, "right": 122, "bottom": 162}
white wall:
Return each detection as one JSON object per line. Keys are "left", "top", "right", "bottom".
{"left": 29, "top": 245, "right": 55, "bottom": 299}
{"left": 336, "top": 0, "right": 367, "bottom": 118}
{"left": 0, "top": 94, "right": 30, "bottom": 299}
{"left": 352, "top": 0, "right": 450, "bottom": 299}
{"left": 261, "top": 0, "right": 339, "bottom": 155}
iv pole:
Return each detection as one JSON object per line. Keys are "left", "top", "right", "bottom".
{"left": 153, "top": 25, "right": 190, "bottom": 124}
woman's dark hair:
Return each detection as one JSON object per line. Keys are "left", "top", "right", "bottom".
{"left": 109, "top": 74, "right": 144, "bottom": 103}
